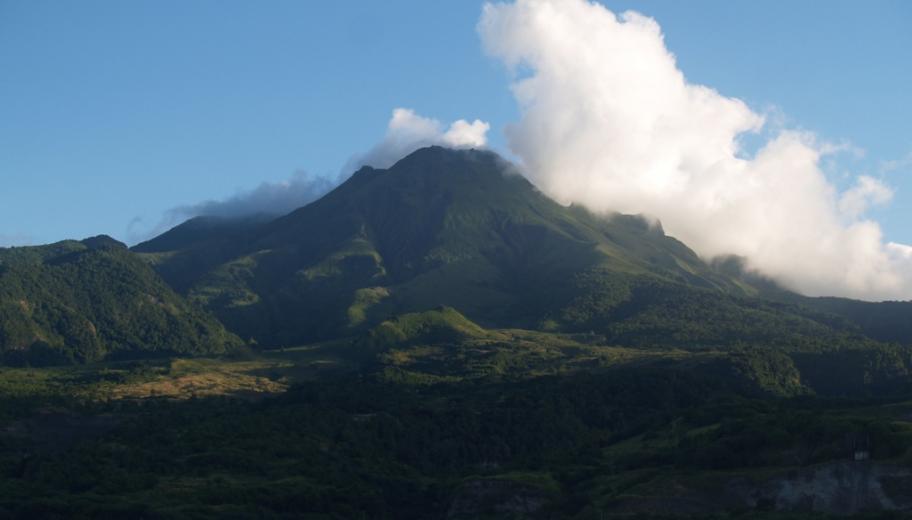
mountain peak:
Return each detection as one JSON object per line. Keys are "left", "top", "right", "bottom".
{"left": 390, "top": 145, "right": 505, "bottom": 173}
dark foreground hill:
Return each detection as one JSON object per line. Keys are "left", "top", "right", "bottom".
{"left": 3, "top": 324, "right": 912, "bottom": 518}
{"left": 0, "top": 237, "right": 241, "bottom": 364}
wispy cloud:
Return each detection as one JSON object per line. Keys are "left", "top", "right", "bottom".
{"left": 128, "top": 170, "right": 336, "bottom": 244}
{"left": 880, "top": 150, "right": 912, "bottom": 175}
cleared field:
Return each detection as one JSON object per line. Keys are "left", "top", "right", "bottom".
{"left": 0, "top": 340, "right": 358, "bottom": 404}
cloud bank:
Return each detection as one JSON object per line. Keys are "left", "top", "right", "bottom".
{"left": 348, "top": 108, "right": 490, "bottom": 171}
{"left": 479, "top": 0, "right": 912, "bottom": 300}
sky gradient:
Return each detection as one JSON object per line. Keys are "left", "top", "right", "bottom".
{"left": 1, "top": 0, "right": 910, "bottom": 249}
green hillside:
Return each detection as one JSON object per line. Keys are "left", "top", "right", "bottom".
{"left": 715, "top": 254, "right": 912, "bottom": 346}
{"left": 364, "top": 306, "right": 492, "bottom": 348}
{"left": 137, "top": 147, "right": 811, "bottom": 348}
{"left": 0, "top": 237, "right": 241, "bottom": 365}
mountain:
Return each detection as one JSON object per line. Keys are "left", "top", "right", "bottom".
{"left": 0, "top": 236, "right": 241, "bottom": 365}
{"left": 136, "top": 147, "right": 904, "bottom": 358}
{"left": 136, "top": 147, "right": 736, "bottom": 344}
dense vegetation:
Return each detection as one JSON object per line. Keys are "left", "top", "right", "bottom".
{"left": 2, "top": 351, "right": 912, "bottom": 519}
{"left": 0, "top": 237, "right": 240, "bottom": 365}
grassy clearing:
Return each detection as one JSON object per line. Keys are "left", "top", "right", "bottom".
{"left": 0, "top": 341, "right": 359, "bottom": 405}
{"left": 101, "top": 358, "right": 288, "bottom": 400}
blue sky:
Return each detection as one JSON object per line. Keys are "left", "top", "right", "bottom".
{"left": 1, "top": 0, "right": 910, "bottom": 247}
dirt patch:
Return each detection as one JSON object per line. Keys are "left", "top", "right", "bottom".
{"left": 106, "top": 370, "right": 287, "bottom": 400}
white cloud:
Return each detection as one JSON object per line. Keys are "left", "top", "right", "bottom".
{"left": 348, "top": 108, "right": 490, "bottom": 171}
{"left": 887, "top": 242, "right": 912, "bottom": 260}
{"left": 479, "top": 0, "right": 912, "bottom": 300}
{"left": 839, "top": 175, "right": 893, "bottom": 220}
{"left": 443, "top": 119, "right": 491, "bottom": 148}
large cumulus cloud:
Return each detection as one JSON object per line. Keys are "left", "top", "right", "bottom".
{"left": 479, "top": 0, "right": 911, "bottom": 300}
